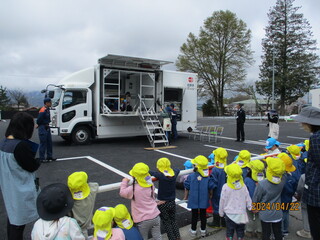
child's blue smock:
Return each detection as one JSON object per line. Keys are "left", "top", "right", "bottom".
{"left": 117, "top": 226, "right": 143, "bottom": 240}
{"left": 281, "top": 172, "right": 298, "bottom": 205}
{"left": 241, "top": 167, "right": 249, "bottom": 179}
{"left": 210, "top": 167, "right": 226, "bottom": 214}
{"left": 184, "top": 171, "right": 213, "bottom": 209}
{"left": 244, "top": 177, "right": 256, "bottom": 199}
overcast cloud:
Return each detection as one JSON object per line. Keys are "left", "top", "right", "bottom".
{"left": 1, "top": 0, "right": 319, "bottom": 92}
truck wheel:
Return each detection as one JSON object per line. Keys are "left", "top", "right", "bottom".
{"left": 71, "top": 126, "right": 91, "bottom": 145}
{"left": 61, "top": 136, "right": 70, "bottom": 141}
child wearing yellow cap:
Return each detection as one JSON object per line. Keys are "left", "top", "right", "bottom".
{"left": 184, "top": 155, "right": 214, "bottom": 237}
{"left": 92, "top": 207, "right": 125, "bottom": 240}
{"left": 113, "top": 204, "right": 143, "bottom": 240}
{"left": 252, "top": 157, "right": 286, "bottom": 240}
{"left": 119, "top": 162, "right": 161, "bottom": 240}
{"left": 244, "top": 160, "right": 265, "bottom": 238}
{"left": 149, "top": 158, "right": 181, "bottom": 240}
{"left": 208, "top": 148, "right": 228, "bottom": 228}
{"left": 67, "top": 171, "right": 99, "bottom": 239}
{"left": 234, "top": 150, "right": 251, "bottom": 179}
{"left": 219, "top": 164, "right": 252, "bottom": 240}
{"left": 278, "top": 153, "right": 298, "bottom": 237}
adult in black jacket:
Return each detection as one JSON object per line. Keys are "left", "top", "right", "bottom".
{"left": 235, "top": 103, "right": 246, "bottom": 142}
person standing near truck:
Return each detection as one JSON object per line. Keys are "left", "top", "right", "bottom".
{"left": 267, "top": 109, "right": 279, "bottom": 139}
{"left": 235, "top": 103, "right": 246, "bottom": 142}
{"left": 166, "top": 103, "right": 178, "bottom": 140}
{"left": 37, "top": 98, "right": 55, "bottom": 162}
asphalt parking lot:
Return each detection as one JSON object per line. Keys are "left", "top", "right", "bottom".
{"left": 0, "top": 117, "right": 311, "bottom": 239}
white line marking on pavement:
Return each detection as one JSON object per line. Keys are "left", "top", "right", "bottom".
{"left": 204, "top": 145, "right": 260, "bottom": 156}
{"left": 155, "top": 150, "right": 192, "bottom": 160}
{"left": 217, "top": 136, "right": 270, "bottom": 146}
{"left": 287, "top": 136, "right": 308, "bottom": 140}
{"left": 86, "top": 156, "right": 131, "bottom": 178}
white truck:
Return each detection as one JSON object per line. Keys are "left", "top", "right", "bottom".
{"left": 48, "top": 54, "right": 197, "bottom": 146}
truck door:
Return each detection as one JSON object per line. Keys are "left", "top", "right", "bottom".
{"left": 59, "top": 89, "right": 91, "bottom": 131}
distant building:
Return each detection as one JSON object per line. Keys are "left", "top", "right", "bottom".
{"left": 310, "top": 88, "right": 320, "bottom": 108}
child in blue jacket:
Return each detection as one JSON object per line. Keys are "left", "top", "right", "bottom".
{"left": 184, "top": 155, "right": 213, "bottom": 237}
{"left": 149, "top": 158, "right": 181, "bottom": 240}
{"left": 278, "top": 153, "right": 298, "bottom": 237}
{"left": 209, "top": 147, "right": 228, "bottom": 228}
{"left": 286, "top": 145, "right": 302, "bottom": 182}
{"left": 234, "top": 150, "right": 251, "bottom": 179}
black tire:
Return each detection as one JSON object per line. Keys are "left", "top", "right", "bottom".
{"left": 71, "top": 126, "right": 91, "bottom": 145}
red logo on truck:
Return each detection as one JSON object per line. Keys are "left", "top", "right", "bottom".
{"left": 188, "top": 77, "right": 194, "bottom": 83}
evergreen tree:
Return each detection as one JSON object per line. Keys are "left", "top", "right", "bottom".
{"left": 176, "top": 10, "right": 253, "bottom": 116}
{"left": 202, "top": 99, "right": 217, "bottom": 116}
{"left": 256, "top": 0, "right": 320, "bottom": 114}
{"left": 0, "top": 86, "right": 10, "bottom": 110}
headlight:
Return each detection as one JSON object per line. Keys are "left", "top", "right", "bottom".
{"left": 51, "top": 115, "right": 57, "bottom": 127}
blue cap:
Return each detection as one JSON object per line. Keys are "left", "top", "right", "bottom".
{"left": 170, "top": 103, "right": 174, "bottom": 108}
{"left": 208, "top": 153, "right": 215, "bottom": 165}
{"left": 265, "top": 137, "right": 280, "bottom": 149}
{"left": 44, "top": 98, "right": 51, "bottom": 104}
{"left": 184, "top": 160, "right": 193, "bottom": 170}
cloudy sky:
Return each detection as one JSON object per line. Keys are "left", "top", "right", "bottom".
{"left": 1, "top": 0, "right": 319, "bottom": 93}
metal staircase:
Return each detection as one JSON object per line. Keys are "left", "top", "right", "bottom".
{"left": 138, "top": 95, "right": 169, "bottom": 148}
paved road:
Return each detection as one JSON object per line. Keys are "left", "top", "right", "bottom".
{"left": 0, "top": 117, "right": 310, "bottom": 239}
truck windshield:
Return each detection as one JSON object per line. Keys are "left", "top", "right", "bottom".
{"left": 52, "top": 88, "right": 63, "bottom": 107}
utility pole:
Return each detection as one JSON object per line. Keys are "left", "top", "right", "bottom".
{"left": 272, "top": 49, "right": 275, "bottom": 109}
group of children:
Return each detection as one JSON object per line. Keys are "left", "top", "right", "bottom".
{"left": 31, "top": 157, "right": 182, "bottom": 240}
{"left": 180, "top": 137, "right": 310, "bottom": 240}
{"left": 28, "top": 137, "right": 309, "bottom": 240}
{"left": 30, "top": 171, "right": 143, "bottom": 240}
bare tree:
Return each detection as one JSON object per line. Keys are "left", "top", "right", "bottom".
{"left": 9, "top": 89, "right": 29, "bottom": 110}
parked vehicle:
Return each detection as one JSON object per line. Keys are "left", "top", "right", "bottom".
{"left": 47, "top": 55, "right": 197, "bottom": 146}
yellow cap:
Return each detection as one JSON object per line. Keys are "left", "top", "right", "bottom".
{"left": 129, "top": 162, "right": 153, "bottom": 188}
{"left": 92, "top": 207, "right": 115, "bottom": 240}
{"left": 286, "top": 145, "right": 301, "bottom": 160}
{"left": 156, "top": 158, "right": 174, "bottom": 177}
{"left": 266, "top": 157, "right": 285, "bottom": 184}
{"left": 304, "top": 140, "right": 310, "bottom": 151}
{"left": 277, "top": 153, "right": 296, "bottom": 172}
{"left": 225, "top": 164, "right": 244, "bottom": 189}
{"left": 213, "top": 148, "right": 228, "bottom": 168}
{"left": 191, "top": 155, "right": 209, "bottom": 177}
{"left": 67, "top": 171, "right": 90, "bottom": 200}
{"left": 114, "top": 204, "right": 134, "bottom": 230}
{"left": 236, "top": 150, "right": 251, "bottom": 168}
{"left": 247, "top": 160, "right": 265, "bottom": 182}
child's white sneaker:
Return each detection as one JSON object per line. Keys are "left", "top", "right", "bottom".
{"left": 189, "top": 229, "right": 197, "bottom": 237}
{"left": 200, "top": 229, "right": 207, "bottom": 237}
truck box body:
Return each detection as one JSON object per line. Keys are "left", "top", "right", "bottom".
{"left": 49, "top": 55, "right": 197, "bottom": 144}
